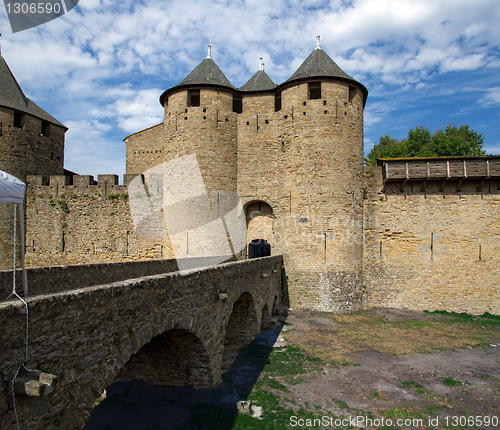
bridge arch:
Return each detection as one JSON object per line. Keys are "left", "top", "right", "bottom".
{"left": 117, "top": 328, "right": 214, "bottom": 388}
{"left": 221, "top": 292, "right": 259, "bottom": 371}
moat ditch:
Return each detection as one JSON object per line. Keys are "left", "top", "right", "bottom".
{"left": 84, "top": 307, "right": 500, "bottom": 430}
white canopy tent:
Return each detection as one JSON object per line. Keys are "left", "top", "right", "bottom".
{"left": 0, "top": 169, "right": 28, "bottom": 297}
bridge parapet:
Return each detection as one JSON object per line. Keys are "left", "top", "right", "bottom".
{"left": 0, "top": 255, "right": 284, "bottom": 430}
{"left": 0, "top": 256, "right": 236, "bottom": 298}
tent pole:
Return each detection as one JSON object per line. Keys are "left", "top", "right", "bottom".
{"left": 19, "top": 203, "right": 28, "bottom": 297}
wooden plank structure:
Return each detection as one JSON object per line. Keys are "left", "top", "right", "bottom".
{"left": 377, "top": 156, "right": 500, "bottom": 192}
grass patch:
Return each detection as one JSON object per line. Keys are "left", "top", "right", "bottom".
{"left": 442, "top": 377, "right": 464, "bottom": 387}
{"left": 260, "top": 345, "right": 324, "bottom": 378}
{"left": 57, "top": 199, "right": 70, "bottom": 213}
{"left": 401, "top": 380, "right": 424, "bottom": 389}
{"left": 425, "top": 310, "right": 500, "bottom": 326}
{"left": 181, "top": 387, "right": 329, "bottom": 430}
{"left": 260, "top": 376, "right": 289, "bottom": 392}
{"left": 285, "top": 308, "right": 500, "bottom": 361}
{"left": 180, "top": 404, "right": 235, "bottom": 430}
{"left": 424, "top": 405, "right": 441, "bottom": 415}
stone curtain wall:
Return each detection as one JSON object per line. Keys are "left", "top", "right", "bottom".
{"left": 124, "top": 123, "right": 165, "bottom": 176}
{"left": 25, "top": 174, "right": 166, "bottom": 267}
{"left": 0, "top": 255, "right": 283, "bottom": 430}
{"left": 364, "top": 166, "right": 500, "bottom": 315}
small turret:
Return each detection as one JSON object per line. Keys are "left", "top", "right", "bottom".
{"left": 239, "top": 59, "right": 275, "bottom": 93}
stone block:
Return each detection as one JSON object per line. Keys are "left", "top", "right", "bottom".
{"left": 98, "top": 174, "right": 119, "bottom": 185}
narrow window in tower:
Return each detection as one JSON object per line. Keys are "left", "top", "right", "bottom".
{"left": 188, "top": 89, "right": 200, "bottom": 107}
{"left": 233, "top": 95, "right": 242, "bottom": 113}
{"left": 308, "top": 82, "right": 321, "bottom": 99}
{"left": 275, "top": 93, "right": 282, "bottom": 111}
{"left": 13, "top": 111, "right": 24, "bottom": 128}
{"left": 349, "top": 86, "right": 357, "bottom": 103}
{"left": 41, "top": 121, "right": 50, "bottom": 137}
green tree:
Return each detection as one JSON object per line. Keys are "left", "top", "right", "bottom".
{"left": 366, "top": 124, "right": 486, "bottom": 165}
{"left": 429, "top": 124, "right": 485, "bottom": 157}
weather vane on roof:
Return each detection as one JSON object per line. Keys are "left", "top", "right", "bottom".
{"left": 260, "top": 57, "right": 265, "bottom": 71}
{"left": 316, "top": 35, "right": 321, "bottom": 50}
{"left": 207, "top": 45, "right": 212, "bottom": 59}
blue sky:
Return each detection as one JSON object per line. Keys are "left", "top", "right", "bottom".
{"left": 1, "top": 0, "right": 499, "bottom": 180}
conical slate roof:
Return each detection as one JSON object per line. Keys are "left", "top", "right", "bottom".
{"left": 0, "top": 54, "right": 28, "bottom": 109}
{"left": 240, "top": 69, "right": 275, "bottom": 92}
{"left": 285, "top": 47, "right": 354, "bottom": 83}
{"left": 160, "top": 49, "right": 236, "bottom": 105}
{"left": 0, "top": 54, "right": 66, "bottom": 128}
{"left": 281, "top": 45, "right": 368, "bottom": 103}
{"left": 179, "top": 57, "right": 235, "bottom": 89}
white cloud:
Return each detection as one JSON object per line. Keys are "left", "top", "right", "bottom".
{"left": 480, "top": 87, "right": 500, "bottom": 107}
{"left": 0, "top": 0, "right": 499, "bottom": 178}
{"left": 440, "top": 53, "right": 487, "bottom": 72}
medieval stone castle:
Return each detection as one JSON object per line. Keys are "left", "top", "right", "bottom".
{"left": 1, "top": 39, "right": 499, "bottom": 314}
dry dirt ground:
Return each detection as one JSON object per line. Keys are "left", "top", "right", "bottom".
{"left": 84, "top": 308, "right": 500, "bottom": 430}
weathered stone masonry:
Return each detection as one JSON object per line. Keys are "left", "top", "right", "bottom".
{"left": 1, "top": 43, "right": 499, "bottom": 315}
{"left": 0, "top": 53, "right": 66, "bottom": 270}
{"left": 125, "top": 43, "right": 367, "bottom": 312}
{"left": 0, "top": 256, "right": 283, "bottom": 430}
{"left": 364, "top": 158, "right": 500, "bottom": 315}
{"left": 24, "top": 174, "right": 167, "bottom": 267}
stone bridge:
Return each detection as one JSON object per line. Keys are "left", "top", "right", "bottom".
{"left": 0, "top": 255, "right": 284, "bottom": 430}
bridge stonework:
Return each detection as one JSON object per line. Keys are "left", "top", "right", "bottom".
{"left": 0, "top": 256, "right": 283, "bottom": 430}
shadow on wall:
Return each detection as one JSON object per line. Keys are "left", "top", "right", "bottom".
{"left": 83, "top": 270, "right": 290, "bottom": 430}
{"left": 84, "top": 316, "right": 290, "bottom": 430}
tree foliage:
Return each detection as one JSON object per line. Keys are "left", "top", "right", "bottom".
{"left": 366, "top": 124, "right": 486, "bottom": 165}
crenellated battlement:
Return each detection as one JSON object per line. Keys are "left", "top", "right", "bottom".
{"left": 26, "top": 174, "right": 142, "bottom": 196}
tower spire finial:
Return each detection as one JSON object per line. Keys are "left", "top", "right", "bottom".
{"left": 259, "top": 57, "right": 264, "bottom": 71}
{"left": 315, "top": 35, "right": 321, "bottom": 50}
{"left": 207, "top": 44, "right": 212, "bottom": 59}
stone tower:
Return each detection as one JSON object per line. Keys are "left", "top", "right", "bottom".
{"left": 236, "top": 38, "right": 367, "bottom": 311}
{"left": 276, "top": 39, "right": 367, "bottom": 311}
{"left": 0, "top": 53, "right": 67, "bottom": 269}
{"left": 125, "top": 39, "right": 368, "bottom": 311}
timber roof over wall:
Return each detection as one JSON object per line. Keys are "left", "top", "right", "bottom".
{"left": 378, "top": 156, "right": 500, "bottom": 182}
{"left": 0, "top": 55, "right": 67, "bottom": 128}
